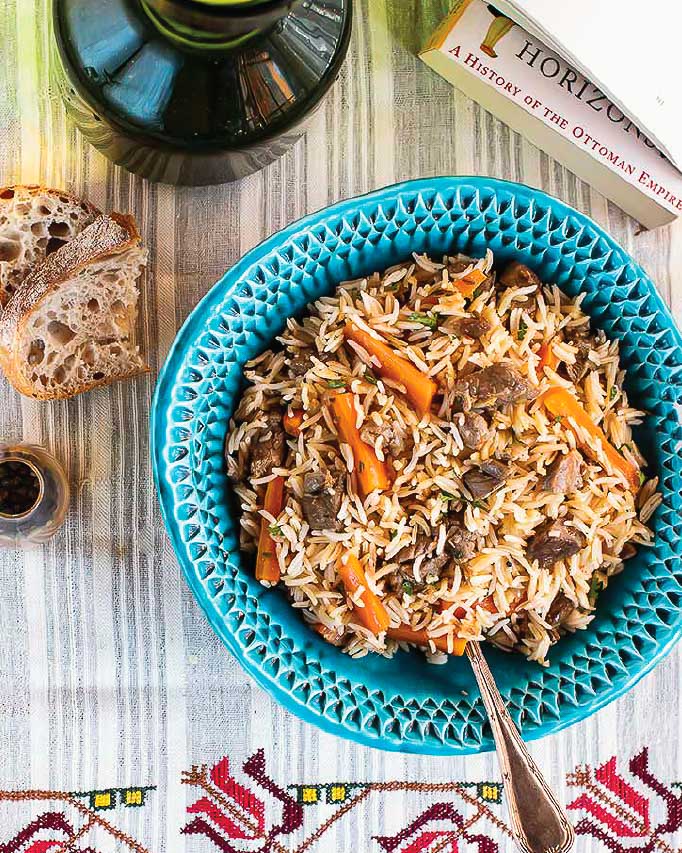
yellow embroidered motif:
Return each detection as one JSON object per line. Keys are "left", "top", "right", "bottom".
{"left": 480, "top": 784, "right": 500, "bottom": 803}
{"left": 93, "top": 791, "right": 112, "bottom": 809}
{"left": 125, "top": 789, "right": 143, "bottom": 806}
{"left": 329, "top": 785, "right": 346, "bottom": 802}
{"left": 301, "top": 787, "right": 318, "bottom": 803}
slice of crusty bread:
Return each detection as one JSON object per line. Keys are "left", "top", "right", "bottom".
{"left": 0, "top": 213, "right": 150, "bottom": 400}
{"left": 0, "top": 185, "right": 100, "bottom": 307}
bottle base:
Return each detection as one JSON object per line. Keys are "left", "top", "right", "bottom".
{"left": 52, "top": 0, "right": 352, "bottom": 185}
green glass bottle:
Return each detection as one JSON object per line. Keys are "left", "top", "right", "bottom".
{"left": 52, "top": 0, "right": 352, "bottom": 185}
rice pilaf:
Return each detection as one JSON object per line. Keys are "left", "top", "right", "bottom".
{"left": 225, "top": 251, "right": 659, "bottom": 665}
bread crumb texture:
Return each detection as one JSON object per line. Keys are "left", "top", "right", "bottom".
{"left": 0, "top": 185, "right": 100, "bottom": 306}
{"left": 0, "top": 212, "right": 149, "bottom": 400}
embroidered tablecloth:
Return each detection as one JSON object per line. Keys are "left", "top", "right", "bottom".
{"left": 2, "top": 1, "right": 682, "bottom": 851}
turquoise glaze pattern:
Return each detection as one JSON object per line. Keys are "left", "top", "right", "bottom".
{"left": 151, "top": 178, "right": 682, "bottom": 755}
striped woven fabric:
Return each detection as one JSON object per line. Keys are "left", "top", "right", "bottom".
{"left": 1, "top": 1, "right": 681, "bottom": 851}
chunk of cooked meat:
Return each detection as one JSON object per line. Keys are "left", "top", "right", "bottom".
{"left": 463, "top": 460, "right": 508, "bottom": 500}
{"left": 527, "top": 518, "right": 586, "bottom": 567}
{"left": 488, "top": 625, "right": 518, "bottom": 651}
{"left": 563, "top": 329, "right": 605, "bottom": 384}
{"left": 565, "top": 338, "right": 594, "bottom": 383}
{"left": 499, "top": 261, "right": 541, "bottom": 290}
{"left": 395, "top": 532, "right": 434, "bottom": 567}
{"left": 448, "top": 256, "right": 474, "bottom": 275}
{"left": 288, "top": 353, "right": 313, "bottom": 376}
{"left": 249, "top": 410, "right": 285, "bottom": 479}
{"left": 302, "top": 471, "right": 343, "bottom": 531}
{"left": 419, "top": 552, "right": 450, "bottom": 583}
{"left": 444, "top": 519, "right": 477, "bottom": 561}
{"left": 621, "top": 542, "right": 637, "bottom": 560}
{"left": 388, "top": 521, "right": 475, "bottom": 591}
{"left": 387, "top": 558, "right": 449, "bottom": 593}
{"left": 450, "top": 315, "right": 491, "bottom": 339}
{"left": 489, "top": 609, "right": 532, "bottom": 652}
{"left": 359, "top": 418, "right": 409, "bottom": 458}
{"left": 543, "top": 450, "right": 583, "bottom": 495}
{"left": 545, "top": 593, "right": 574, "bottom": 627}
{"left": 452, "top": 364, "right": 534, "bottom": 412}
{"left": 457, "top": 411, "right": 490, "bottom": 450}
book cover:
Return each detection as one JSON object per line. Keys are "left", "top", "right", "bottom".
{"left": 491, "top": 0, "right": 682, "bottom": 172}
{"left": 420, "top": 0, "right": 682, "bottom": 229}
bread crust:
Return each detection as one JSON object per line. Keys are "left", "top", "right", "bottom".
{"left": 0, "top": 184, "right": 101, "bottom": 305}
{"left": 0, "top": 183, "right": 100, "bottom": 213}
{"left": 0, "top": 212, "right": 149, "bottom": 400}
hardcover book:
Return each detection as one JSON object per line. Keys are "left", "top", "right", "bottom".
{"left": 491, "top": 0, "right": 682, "bottom": 172}
{"left": 420, "top": 0, "right": 682, "bottom": 229}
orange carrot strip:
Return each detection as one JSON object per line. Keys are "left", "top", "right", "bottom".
{"left": 437, "top": 600, "right": 467, "bottom": 619}
{"left": 338, "top": 552, "right": 390, "bottom": 635}
{"left": 453, "top": 268, "right": 487, "bottom": 297}
{"left": 255, "top": 476, "right": 285, "bottom": 583}
{"left": 331, "top": 391, "right": 390, "bottom": 497}
{"left": 283, "top": 409, "right": 304, "bottom": 436}
{"left": 343, "top": 323, "right": 438, "bottom": 416}
{"left": 479, "top": 595, "right": 498, "bottom": 613}
{"left": 311, "top": 622, "right": 345, "bottom": 647}
{"left": 542, "top": 387, "right": 640, "bottom": 491}
{"left": 538, "top": 340, "right": 559, "bottom": 373}
{"left": 421, "top": 270, "right": 487, "bottom": 302}
{"left": 387, "top": 625, "right": 467, "bottom": 656}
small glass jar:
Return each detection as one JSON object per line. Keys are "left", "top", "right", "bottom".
{"left": 0, "top": 444, "right": 70, "bottom": 547}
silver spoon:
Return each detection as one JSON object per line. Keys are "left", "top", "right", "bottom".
{"left": 466, "top": 641, "right": 575, "bottom": 853}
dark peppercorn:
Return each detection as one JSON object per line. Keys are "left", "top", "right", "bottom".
{"left": 0, "top": 460, "right": 41, "bottom": 517}
{"left": 0, "top": 445, "right": 69, "bottom": 547}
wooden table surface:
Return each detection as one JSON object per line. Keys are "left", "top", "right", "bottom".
{"left": 1, "top": 1, "right": 681, "bottom": 851}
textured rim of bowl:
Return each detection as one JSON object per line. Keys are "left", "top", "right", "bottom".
{"left": 151, "top": 176, "right": 682, "bottom": 754}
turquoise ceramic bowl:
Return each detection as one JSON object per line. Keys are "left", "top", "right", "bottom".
{"left": 151, "top": 177, "right": 682, "bottom": 754}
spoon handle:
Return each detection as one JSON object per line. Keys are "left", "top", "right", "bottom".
{"left": 466, "top": 641, "right": 575, "bottom": 853}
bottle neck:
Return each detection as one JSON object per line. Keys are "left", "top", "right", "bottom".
{"left": 141, "top": 0, "right": 297, "bottom": 49}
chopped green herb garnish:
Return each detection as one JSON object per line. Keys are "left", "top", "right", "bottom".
{"left": 472, "top": 285, "right": 484, "bottom": 299}
{"left": 462, "top": 495, "right": 484, "bottom": 509}
{"left": 326, "top": 379, "right": 347, "bottom": 389}
{"left": 364, "top": 369, "right": 378, "bottom": 385}
{"left": 409, "top": 312, "right": 439, "bottom": 330}
{"left": 638, "top": 470, "right": 646, "bottom": 487}
{"left": 517, "top": 319, "right": 528, "bottom": 340}
{"left": 440, "top": 491, "right": 458, "bottom": 502}
{"left": 554, "top": 415, "right": 563, "bottom": 425}
{"left": 610, "top": 386, "right": 618, "bottom": 400}
{"left": 268, "top": 525, "right": 282, "bottom": 536}
{"left": 390, "top": 530, "right": 399, "bottom": 540}
{"left": 402, "top": 580, "right": 414, "bottom": 595}
{"left": 589, "top": 575, "right": 603, "bottom": 599}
